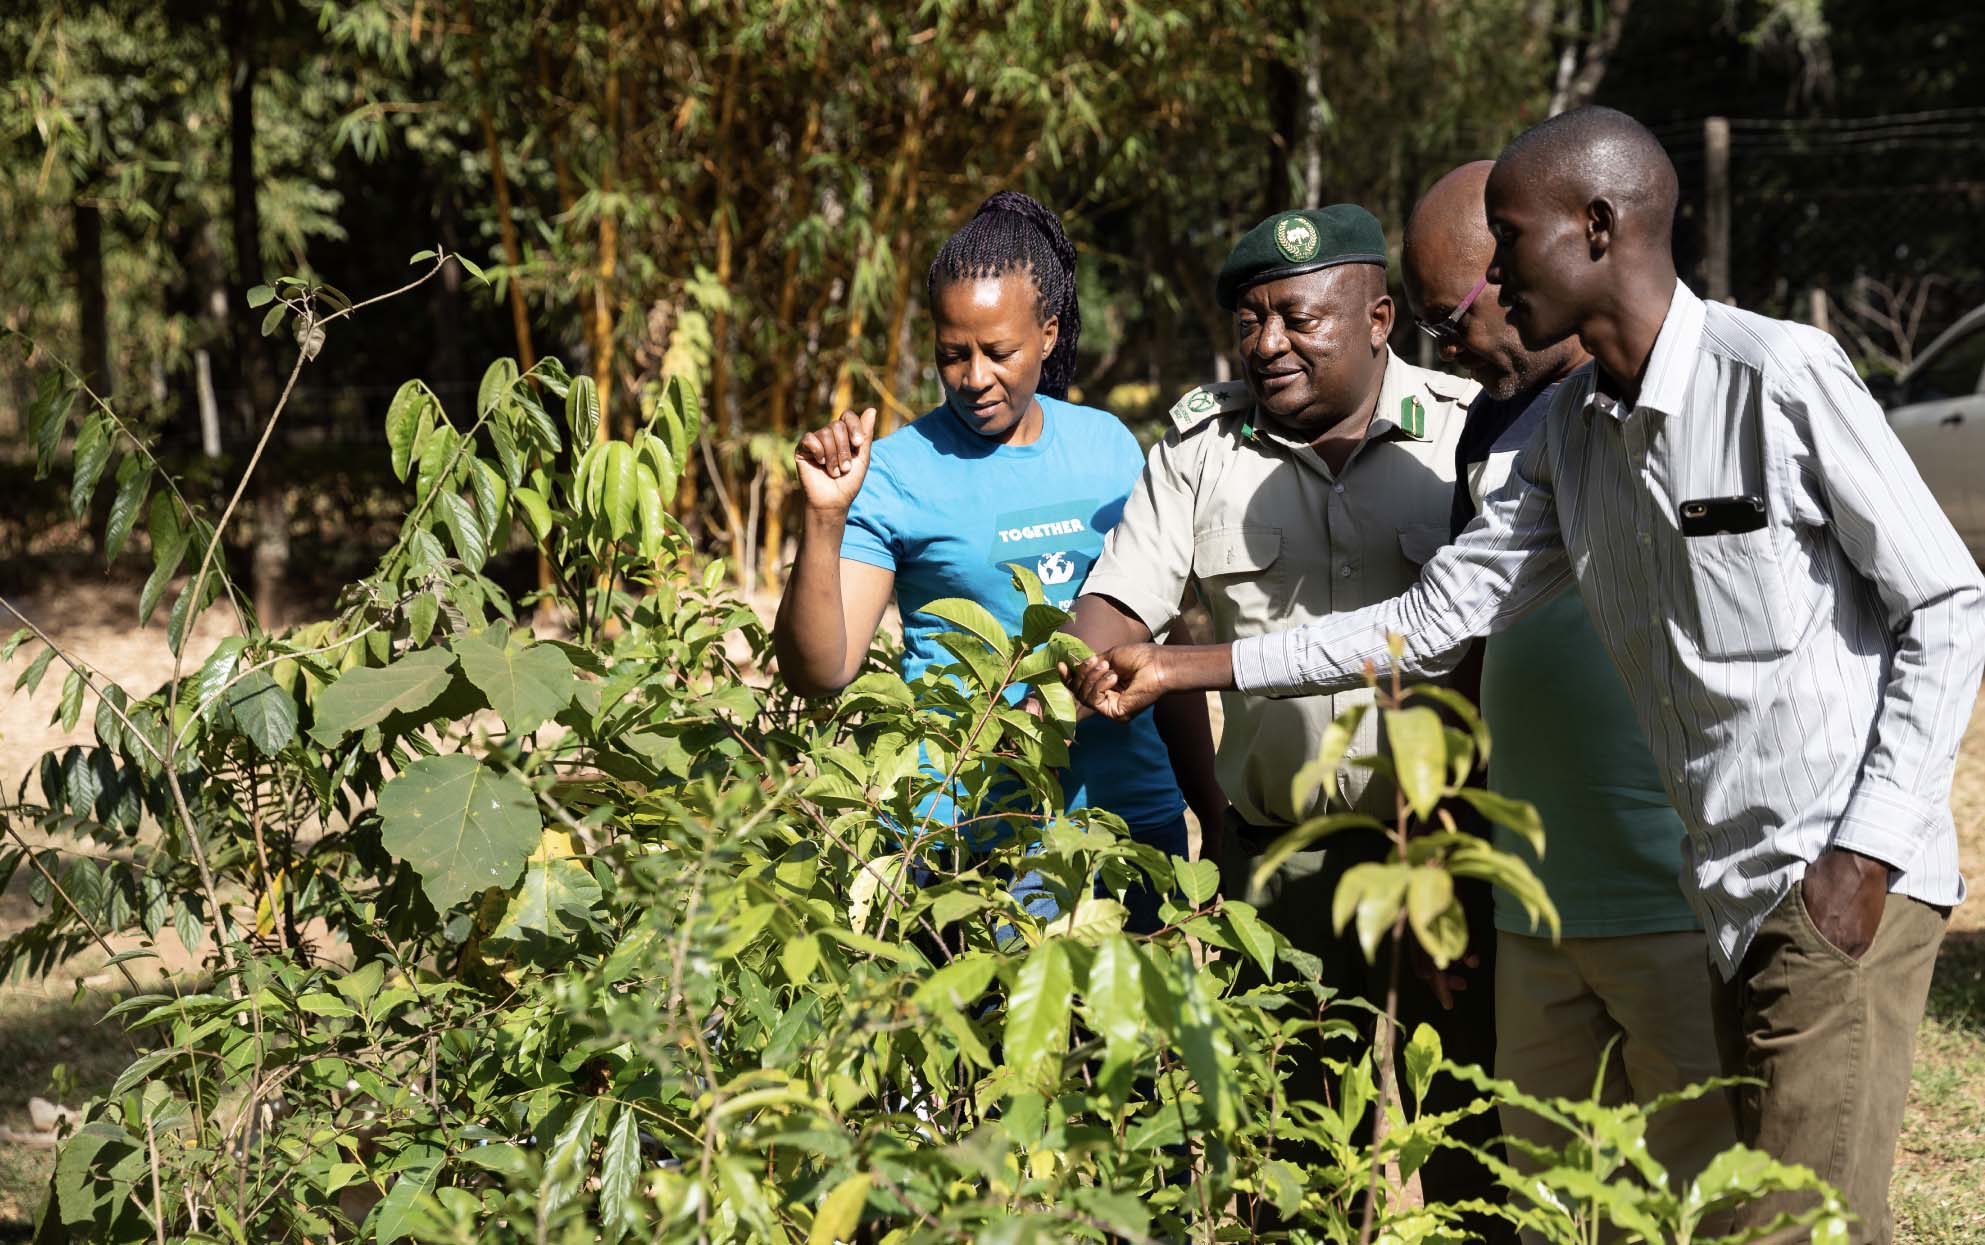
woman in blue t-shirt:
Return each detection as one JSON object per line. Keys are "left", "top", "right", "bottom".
{"left": 771, "top": 191, "right": 1222, "bottom": 929}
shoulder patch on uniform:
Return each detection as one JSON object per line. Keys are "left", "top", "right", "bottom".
{"left": 1168, "top": 380, "right": 1251, "bottom": 434}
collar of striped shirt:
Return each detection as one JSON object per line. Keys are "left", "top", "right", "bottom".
{"left": 1583, "top": 280, "right": 1706, "bottom": 422}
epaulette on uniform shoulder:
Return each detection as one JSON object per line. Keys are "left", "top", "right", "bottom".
{"left": 1168, "top": 380, "right": 1251, "bottom": 435}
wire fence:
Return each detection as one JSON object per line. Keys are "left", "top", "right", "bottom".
{"left": 1657, "top": 109, "right": 1985, "bottom": 376}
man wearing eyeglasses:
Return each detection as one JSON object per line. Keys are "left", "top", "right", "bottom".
{"left": 1069, "top": 204, "right": 1504, "bottom": 1220}
{"left": 1403, "top": 160, "right": 1735, "bottom": 1200}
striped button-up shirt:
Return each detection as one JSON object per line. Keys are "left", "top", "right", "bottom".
{"left": 1232, "top": 281, "right": 1985, "bottom": 976}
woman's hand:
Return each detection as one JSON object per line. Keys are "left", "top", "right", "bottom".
{"left": 796, "top": 408, "right": 878, "bottom": 514}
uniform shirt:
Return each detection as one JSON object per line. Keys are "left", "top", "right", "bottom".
{"left": 841, "top": 393, "right": 1184, "bottom": 830}
{"left": 1234, "top": 281, "right": 1985, "bottom": 976}
{"left": 1456, "top": 382, "right": 1699, "bottom": 939}
{"left": 1084, "top": 350, "right": 1478, "bottom": 827}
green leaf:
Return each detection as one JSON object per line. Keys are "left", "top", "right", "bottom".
{"left": 138, "top": 496, "right": 186, "bottom": 626}
{"left": 1003, "top": 939, "right": 1071, "bottom": 1079}
{"left": 14, "top": 645, "right": 55, "bottom": 695}
{"left": 224, "top": 670, "right": 297, "bottom": 756}
{"left": 377, "top": 754, "right": 542, "bottom": 910}
{"left": 470, "top": 457, "right": 508, "bottom": 547}
{"left": 30, "top": 371, "right": 74, "bottom": 478}
{"left": 1082, "top": 935, "right": 1145, "bottom": 1069}
{"left": 1455, "top": 786, "right": 1546, "bottom": 855}
{"left": 456, "top": 254, "right": 489, "bottom": 285}
{"left": 1405, "top": 867, "right": 1467, "bottom": 969}
{"left": 385, "top": 381, "right": 427, "bottom": 483}
{"left": 69, "top": 416, "right": 111, "bottom": 517}
{"left": 1223, "top": 901, "right": 1278, "bottom": 977}
{"left": 309, "top": 647, "right": 457, "bottom": 742}
{"left": 478, "top": 358, "right": 519, "bottom": 417}
{"left": 1386, "top": 704, "right": 1447, "bottom": 821}
{"left": 1248, "top": 812, "right": 1385, "bottom": 894}
{"left": 599, "top": 1105, "right": 643, "bottom": 1242}
{"left": 600, "top": 441, "right": 637, "bottom": 540}
{"left": 372, "top": 1143, "right": 442, "bottom": 1244}
{"left": 916, "top": 597, "right": 1011, "bottom": 656}
{"left": 451, "top": 630, "right": 573, "bottom": 735}
{"left": 513, "top": 486, "right": 553, "bottom": 542}
{"left": 489, "top": 850, "right": 604, "bottom": 955}
{"left": 437, "top": 491, "right": 487, "bottom": 571}
{"left": 245, "top": 284, "right": 275, "bottom": 308}
{"left": 102, "top": 455, "right": 150, "bottom": 562}
{"left": 1402, "top": 1022, "right": 1442, "bottom": 1113}
{"left": 1290, "top": 702, "right": 1367, "bottom": 814}
{"left": 407, "top": 592, "right": 440, "bottom": 646}
{"left": 808, "top": 1173, "right": 871, "bottom": 1245}
{"left": 913, "top": 954, "right": 1000, "bottom": 1011}
{"left": 542, "top": 1097, "right": 601, "bottom": 1214}
{"left": 260, "top": 302, "right": 287, "bottom": 336}
{"left": 566, "top": 375, "right": 600, "bottom": 447}
{"left": 57, "top": 669, "right": 84, "bottom": 732}
{"left": 1332, "top": 861, "right": 1410, "bottom": 963}
{"left": 407, "top": 249, "right": 436, "bottom": 264}
{"left": 1172, "top": 857, "right": 1219, "bottom": 907}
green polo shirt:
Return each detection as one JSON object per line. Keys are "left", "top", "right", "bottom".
{"left": 1458, "top": 387, "right": 1699, "bottom": 938}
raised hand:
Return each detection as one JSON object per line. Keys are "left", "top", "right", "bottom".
{"left": 795, "top": 407, "right": 878, "bottom": 514}
{"left": 1070, "top": 642, "right": 1169, "bottom": 721}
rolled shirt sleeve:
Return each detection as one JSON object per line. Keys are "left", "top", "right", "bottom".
{"left": 1081, "top": 434, "right": 1197, "bottom": 637}
{"left": 1233, "top": 421, "right": 1575, "bottom": 696}
{"left": 1787, "top": 337, "right": 1985, "bottom": 874}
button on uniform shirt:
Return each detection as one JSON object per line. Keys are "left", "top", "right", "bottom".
{"left": 1084, "top": 351, "right": 1478, "bottom": 827}
{"left": 1233, "top": 281, "right": 1985, "bottom": 975}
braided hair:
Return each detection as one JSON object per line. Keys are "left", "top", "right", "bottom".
{"left": 925, "top": 190, "right": 1082, "bottom": 400}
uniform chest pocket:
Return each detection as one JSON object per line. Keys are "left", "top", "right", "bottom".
{"left": 1194, "top": 524, "right": 1282, "bottom": 578}
{"left": 1398, "top": 523, "right": 1450, "bottom": 567}
{"left": 1679, "top": 526, "right": 1798, "bottom": 660}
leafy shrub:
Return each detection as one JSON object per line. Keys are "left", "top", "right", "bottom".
{"left": 1, "top": 271, "right": 1848, "bottom": 1243}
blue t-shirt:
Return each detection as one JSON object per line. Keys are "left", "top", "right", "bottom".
{"left": 840, "top": 394, "right": 1185, "bottom": 830}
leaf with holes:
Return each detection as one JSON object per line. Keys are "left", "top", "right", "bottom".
{"left": 377, "top": 753, "right": 541, "bottom": 910}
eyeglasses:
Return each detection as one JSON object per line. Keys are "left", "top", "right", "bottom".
{"left": 1417, "top": 273, "right": 1489, "bottom": 348}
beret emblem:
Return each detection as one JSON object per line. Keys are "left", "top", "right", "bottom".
{"left": 1274, "top": 215, "right": 1320, "bottom": 263}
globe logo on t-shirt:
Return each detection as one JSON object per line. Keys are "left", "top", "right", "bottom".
{"left": 1037, "top": 551, "right": 1077, "bottom": 586}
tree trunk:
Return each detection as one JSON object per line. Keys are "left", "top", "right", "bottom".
{"left": 230, "top": 0, "right": 286, "bottom": 625}
{"left": 71, "top": 197, "right": 111, "bottom": 399}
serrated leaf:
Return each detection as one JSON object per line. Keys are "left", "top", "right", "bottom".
{"left": 308, "top": 647, "right": 457, "bottom": 742}
{"left": 224, "top": 670, "right": 297, "bottom": 756}
{"left": 103, "top": 454, "right": 150, "bottom": 562}
{"left": 451, "top": 630, "right": 572, "bottom": 734}
{"left": 378, "top": 753, "right": 541, "bottom": 910}
{"left": 916, "top": 597, "right": 1011, "bottom": 656}
{"left": 437, "top": 491, "right": 487, "bottom": 571}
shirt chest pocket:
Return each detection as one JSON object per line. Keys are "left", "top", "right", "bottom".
{"left": 1678, "top": 526, "right": 1799, "bottom": 660}
{"left": 1192, "top": 524, "right": 1286, "bottom": 628}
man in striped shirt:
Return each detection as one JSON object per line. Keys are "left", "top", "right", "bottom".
{"left": 1072, "top": 107, "right": 1983, "bottom": 1242}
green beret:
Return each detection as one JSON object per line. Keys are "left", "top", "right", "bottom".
{"left": 1215, "top": 204, "right": 1388, "bottom": 310}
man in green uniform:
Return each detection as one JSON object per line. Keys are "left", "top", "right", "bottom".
{"left": 1068, "top": 205, "right": 1505, "bottom": 1221}
{"left": 1402, "top": 160, "right": 1734, "bottom": 1205}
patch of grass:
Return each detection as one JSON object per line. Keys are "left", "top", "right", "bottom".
{"left": 1894, "top": 933, "right": 1985, "bottom": 1245}
{"left": 0, "top": 983, "right": 145, "bottom": 1235}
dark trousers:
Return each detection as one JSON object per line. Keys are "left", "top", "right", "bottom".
{"left": 1219, "top": 810, "right": 1509, "bottom": 1237}
{"left": 1710, "top": 882, "right": 1945, "bottom": 1245}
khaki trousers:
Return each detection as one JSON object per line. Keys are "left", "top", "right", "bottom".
{"left": 1495, "top": 928, "right": 1735, "bottom": 1206}
{"left": 1709, "top": 883, "right": 1946, "bottom": 1245}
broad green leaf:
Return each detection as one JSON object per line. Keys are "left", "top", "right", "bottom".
{"left": 102, "top": 455, "right": 150, "bottom": 562}
{"left": 377, "top": 753, "right": 541, "bottom": 910}
{"left": 513, "top": 486, "right": 553, "bottom": 542}
{"left": 1455, "top": 786, "right": 1546, "bottom": 855}
{"left": 1290, "top": 702, "right": 1367, "bottom": 814}
{"left": 1386, "top": 704, "right": 1448, "bottom": 820}
{"left": 478, "top": 358, "right": 519, "bottom": 417}
{"left": 1082, "top": 935, "right": 1144, "bottom": 1069}
{"left": 138, "top": 496, "right": 185, "bottom": 626}
{"left": 373, "top": 1143, "right": 441, "bottom": 1244}
{"left": 913, "top": 954, "right": 999, "bottom": 1011}
{"left": 437, "top": 491, "right": 487, "bottom": 571}
{"left": 1175, "top": 953, "right": 1236, "bottom": 1130}
{"left": 1223, "top": 901, "right": 1278, "bottom": 977}
{"left": 30, "top": 372, "right": 73, "bottom": 478}
{"left": 245, "top": 283, "right": 275, "bottom": 308}
{"left": 14, "top": 645, "right": 55, "bottom": 695}
{"left": 1003, "top": 939, "right": 1071, "bottom": 1079}
{"left": 407, "top": 592, "right": 440, "bottom": 646}
{"left": 599, "top": 1106, "right": 643, "bottom": 1242}
{"left": 1402, "top": 1022, "right": 1442, "bottom": 1113}
{"left": 309, "top": 647, "right": 457, "bottom": 742}
{"left": 385, "top": 381, "right": 426, "bottom": 482}
{"left": 601, "top": 441, "right": 637, "bottom": 540}
{"left": 1249, "top": 812, "right": 1385, "bottom": 894}
{"left": 1405, "top": 866, "right": 1455, "bottom": 955}
{"left": 489, "top": 838, "right": 603, "bottom": 955}
{"left": 56, "top": 669, "right": 84, "bottom": 732}
{"left": 1172, "top": 857, "right": 1219, "bottom": 907}
{"left": 566, "top": 375, "right": 600, "bottom": 447}
{"left": 1048, "top": 895, "right": 1127, "bottom": 942}
{"left": 451, "top": 629, "right": 573, "bottom": 735}
{"left": 471, "top": 456, "right": 508, "bottom": 547}
{"left": 69, "top": 416, "right": 111, "bottom": 517}
{"left": 224, "top": 670, "right": 298, "bottom": 756}
{"left": 807, "top": 1173, "right": 871, "bottom": 1245}
{"left": 917, "top": 597, "right": 1011, "bottom": 656}
{"left": 1332, "top": 862, "right": 1410, "bottom": 963}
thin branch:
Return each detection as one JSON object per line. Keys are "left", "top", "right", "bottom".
{"left": 0, "top": 816, "right": 143, "bottom": 993}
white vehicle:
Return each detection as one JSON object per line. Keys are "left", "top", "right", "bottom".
{"left": 1884, "top": 304, "right": 1985, "bottom": 560}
